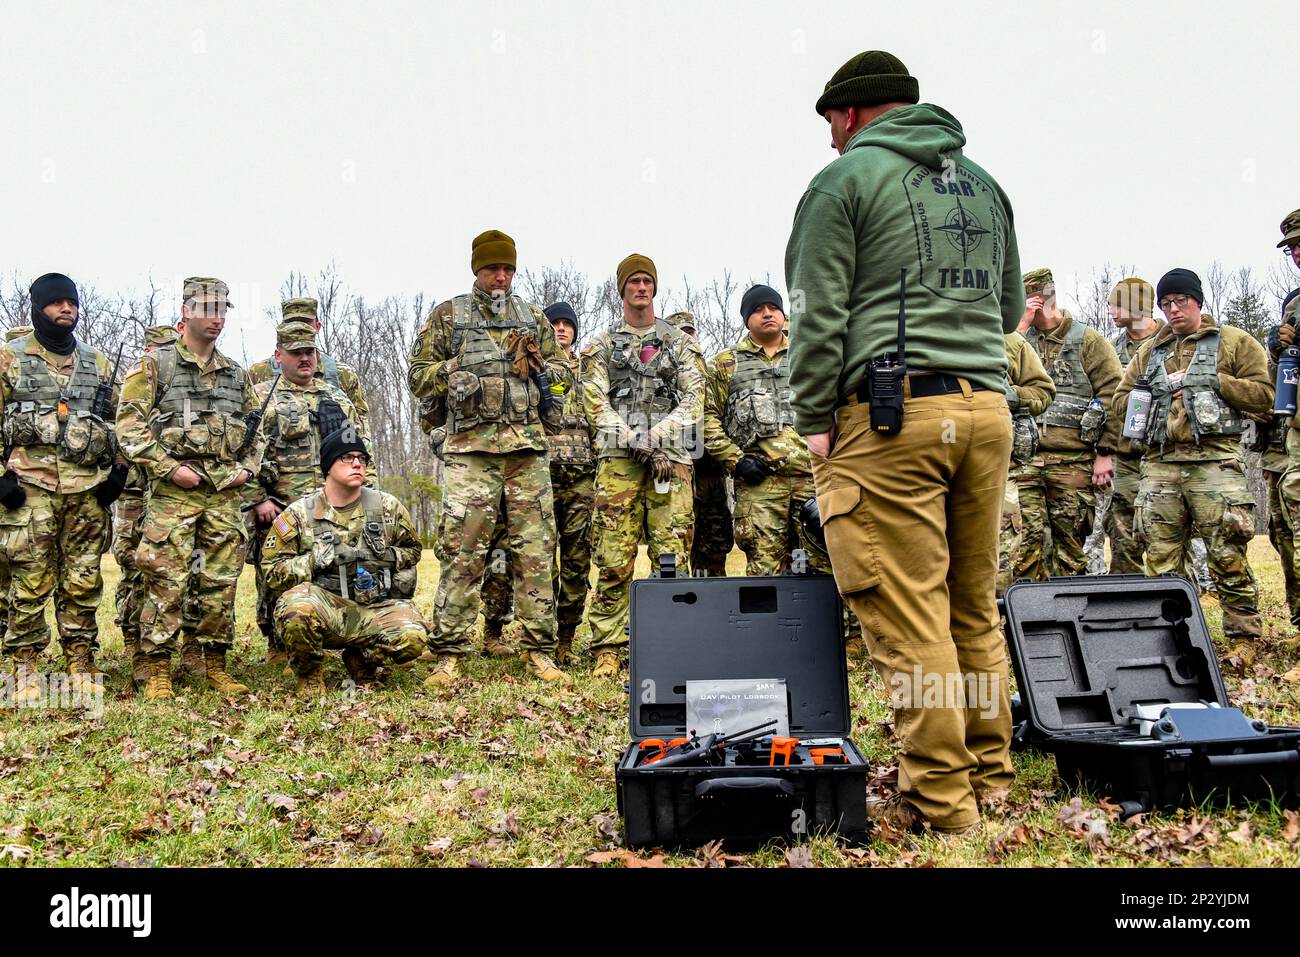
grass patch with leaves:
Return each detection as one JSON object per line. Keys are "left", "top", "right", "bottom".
{"left": 1, "top": 540, "right": 1298, "bottom": 867}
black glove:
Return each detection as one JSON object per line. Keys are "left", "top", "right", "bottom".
{"left": 94, "top": 463, "right": 130, "bottom": 508}
{"left": 0, "top": 471, "right": 26, "bottom": 510}
{"left": 735, "top": 455, "right": 772, "bottom": 487}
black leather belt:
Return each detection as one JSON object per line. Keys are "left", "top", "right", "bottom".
{"left": 855, "top": 373, "right": 990, "bottom": 402}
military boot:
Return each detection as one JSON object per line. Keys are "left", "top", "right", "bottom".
{"left": 592, "top": 650, "right": 621, "bottom": 679}
{"left": 203, "top": 650, "right": 249, "bottom": 696}
{"left": 144, "top": 656, "right": 174, "bottom": 701}
{"left": 64, "top": 641, "right": 101, "bottom": 694}
{"left": 523, "top": 651, "right": 573, "bottom": 686}
{"left": 481, "top": 620, "right": 515, "bottom": 658}
{"left": 295, "top": 663, "right": 325, "bottom": 701}
{"left": 422, "top": 655, "right": 460, "bottom": 689}
{"left": 342, "top": 648, "right": 379, "bottom": 687}
{"left": 11, "top": 647, "right": 43, "bottom": 707}
{"left": 175, "top": 638, "right": 206, "bottom": 684}
{"left": 554, "top": 624, "right": 576, "bottom": 666}
{"left": 127, "top": 636, "right": 151, "bottom": 693}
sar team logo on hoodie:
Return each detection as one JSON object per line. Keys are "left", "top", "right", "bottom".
{"left": 904, "top": 162, "right": 1006, "bottom": 304}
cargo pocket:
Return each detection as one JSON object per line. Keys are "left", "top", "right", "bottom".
{"left": 0, "top": 508, "right": 31, "bottom": 561}
{"left": 815, "top": 483, "right": 879, "bottom": 595}
{"left": 135, "top": 521, "right": 173, "bottom": 576}
{"left": 222, "top": 416, "right": 249, "bottom": 461}
{"left": 1219, "top": 495, "right": 1256, "bottom": 546}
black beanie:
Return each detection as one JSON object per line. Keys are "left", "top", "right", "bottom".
{"left": 320, "top": 424, "right": 369, "bottom": 476}
{"left": 815, "top": 50, "right": 919, "bottom": 116}
{"left": 740, "top": 285, "right": 785, "bottom": 325}
{"left": 1156, "top": 268, "right": 1204, "bottom": 308}
{"left": 29, "top": 272, "right": 80, "bottom": 355}
{"left": 544, "top": 301, "right": 580, "bottom": 340}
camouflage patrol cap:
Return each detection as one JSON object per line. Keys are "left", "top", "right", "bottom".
{"left": 281, "top": 297, "right": 319, "bottom": 323}
{"left": 665, "top": 311, "right": 696, "bottom": 333}
{"left": 1108, "top": 277, "right": 1155, "bottom": 319}
{"left": 1278, "top": 208, "right": 1300, "bottom": 249}
{"left": 144, "top": 324, "right": 179, "bottom": 346}
{"left": 276, "top": 320, "right": 317, "bottom": 352}
{"left": 1022, "top": 268, "right": 1055, "bottom": 296}
{"left": 4, "top": 325, "right": 32, "bottom": 342}
{"left": 183, "top": 276, "right": 233, "bottom": 308}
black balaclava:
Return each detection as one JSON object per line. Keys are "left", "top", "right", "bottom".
{"left": 29, "top": 272, "right": 80, "bottom": 355}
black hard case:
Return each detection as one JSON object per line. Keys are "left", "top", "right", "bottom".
{"left": 615, "top": 570, "right": 869, "bottom": 848}
{"left": 1003, "top": 575, "right": 1300, "bottom": 817}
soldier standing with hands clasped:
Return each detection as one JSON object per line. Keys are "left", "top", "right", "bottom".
{"left": 115, "top": 277, "right": 265, "bottom": 701}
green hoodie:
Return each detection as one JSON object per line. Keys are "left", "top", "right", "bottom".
{"left": 785, "top": 103, "right": 1025, "bottom": 434}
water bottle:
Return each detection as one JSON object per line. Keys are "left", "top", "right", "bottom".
{"left": 1275, "top": 345, "right": 1299, "bottom": 418}
{"left": 1122, "top": 375, "right": 1152, "bottom": 440}
{"left": 354, "top": 565, "right": 378, "bottom": 604}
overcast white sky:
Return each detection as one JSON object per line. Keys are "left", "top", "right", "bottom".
{"left": 2, "top": 0, "right": 1295, "bottom": 360}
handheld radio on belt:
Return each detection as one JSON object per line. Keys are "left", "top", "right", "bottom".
{"left": 867, "top": 268, "right": 908, "bottom": 435}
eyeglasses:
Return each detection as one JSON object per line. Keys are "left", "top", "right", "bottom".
{"left": 337, "top": 453, "right": 368, "bottom": 466}
{"left": 1158, "top": 295, "right": 1193, "bottom": 312}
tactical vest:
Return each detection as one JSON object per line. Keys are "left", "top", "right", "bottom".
{"left": 271, "top": 351, "right": 341, "bottom": 389}
{"left": 606, "top": 319, "right": 683, "bottom": 433}
{"left": 1143, "top": 331, "right": 1246, "bottom": 449}
{"left": 1027, "top": 321, "right": 1093, "bottom": 431}
{"left": 723, "top": 346, "right": 794, "bottom": 452}
{"left": 266, "top": 386, "right": 329, "bottom": 476}
{"left": 1112, "top": 329, "right": 1134, "bottom": 367}
{"left": 150, "top": 344, "right": 249, "bottom": 462}
{"left": 308, "top": 487, "right": 416, "bottom": 603}
{"left": 445, "top": 294, "right": 542, "bottom": 434}
{"left": 1, "top": 335, "right": 114, "bottom": 467}
{"left": 547, "top": 357, "right": 592, "bottom": 467}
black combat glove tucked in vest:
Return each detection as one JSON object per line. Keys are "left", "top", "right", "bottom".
{"left": 0, "top": 471, "right": 26, "bottom": 510}
{"left": 735, "top": 454, "right": 773, "bottom": 487}
{"left": 93, "top": 463, "right": 130, "bottom": 507}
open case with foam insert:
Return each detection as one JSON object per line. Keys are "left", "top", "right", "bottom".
{"left": 1002, "top": 574, "right": 1300, "bottom": 818}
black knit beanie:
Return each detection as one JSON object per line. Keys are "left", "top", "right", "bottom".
{"left": 544, "top": 302, "right": 580, "bottom": 340}
{"left": 320, "top": 424, "right": 369, "bottom": 476}
{"left": 1156, "top": 269, "right": 1204, "bottom": 308}
{"left": 815, "top": 51, "right": 919, "bottom": 115}
{"left": 740, "top": 285, "right": 785, "bottom": 325}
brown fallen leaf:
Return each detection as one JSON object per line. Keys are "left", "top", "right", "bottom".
{"left": 784, "top": 846, "right": 815, "bottom": 868}
{"left": 440, "top": 773, "right": 464, "bottom": 792}
{"left": 264, "top": 793, "right": 299, "bottom": 813}
{"left": 1281, "top": 810, "right": 1299, "bottom": 846}
{"left": 586, "top": 849, "right": 667, "bottom": 868}
{"left": 1281, "top": 666, "right": 1300, "bottom": 684}
{"left": 471, "top": 788, "right": 490, "bottom": 805}
{"left": 1226, "top": 821, "right": 1254, "bottom": 845}
{"left": 422, "top": 837, "right": 453, "bottom": 857}
{"left": 490, "top": 810, "right": 522, "bottom": 838}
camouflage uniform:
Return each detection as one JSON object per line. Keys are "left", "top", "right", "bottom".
{"left": 582, "top": 316, "right": 705, "bottom": 656}
{"left": 0, "top": 331, "right": 119, "bottom": 661}
{"left": 247, "top": 298, "right": 369, "bottom": 426}
{"left": 261, "top": 486, "right": 427, "bottom": 681}
{"left": 1114, "top": 313, "right": 1273, "bottom": 643}
{"left": 1106, "top": 319, "right": 1166, "bottom": 573}
{"left": 115, "top": 280, "right": 265, "bottom": 672}
{"left": 546, "top": 347, "right": 595, "bottom": 653}
{"left": 666, "top": 312, "right": 732, "bottom": 577}
{"left": 998, "top": 332, "right": 1055, "bottom": 595}
{"left": 703, "top": 333, "right": 815, "bottom": 576}
{"left": 1269, "top": 295, "right": 1300, "bottom": 627}
{"left": 246, "top": 321, "right": 366, "bottom": 655}
{"left": 1014, "top": 286, "right": 1123, "bottom": 581}
{"left": 408, "top": 285, "right": 570, "bottom": 670}
{"left": 113, "top": 325, "right": 182, "bottom": 688}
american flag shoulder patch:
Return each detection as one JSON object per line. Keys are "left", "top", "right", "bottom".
{"left": 273, "top": 514, "right": 292, "bottom": 538}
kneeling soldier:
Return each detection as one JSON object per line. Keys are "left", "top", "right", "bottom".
{"left": 261, "top": 427, "right": 428, "bottom": 698}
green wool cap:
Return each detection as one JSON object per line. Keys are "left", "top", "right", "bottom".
{"left": 815, "top": 50, "right": 919, "bottom": 116}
